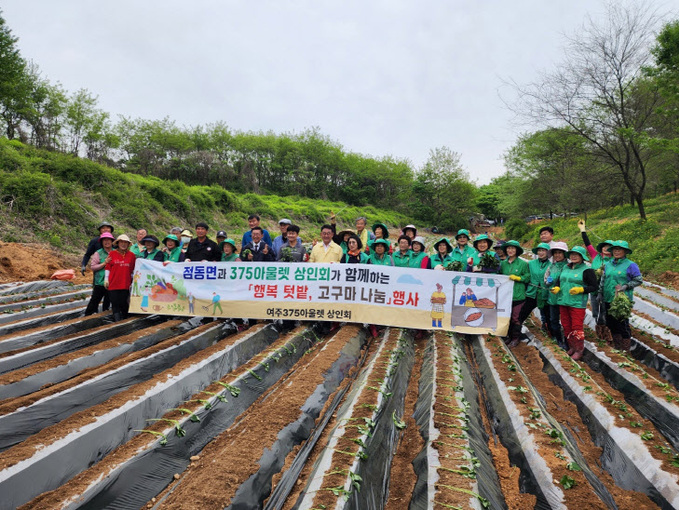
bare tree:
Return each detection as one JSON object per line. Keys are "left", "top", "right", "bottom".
{"left": 508, "top": 2, "right": 665, "bottom": 219}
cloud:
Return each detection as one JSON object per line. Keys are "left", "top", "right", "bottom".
{"left": 397, "top": 274, "right": 423, "bottom": 285}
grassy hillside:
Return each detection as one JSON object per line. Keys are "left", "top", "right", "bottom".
{"left": 505, "top": 192, "right": 679, "bottom": 278}
{"left": 0, "top": 138, "right": 415, "bottom": 253}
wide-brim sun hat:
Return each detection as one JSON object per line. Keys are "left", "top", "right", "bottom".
{"left": 610, "top": 240, "right": 633, "bottom": 255}
{"left": 371, "top": 238, "right": 391, "bottom": 249}
{"left": 412, "top": 236, "right": 427, "bottom": 251}
{"left": 433, "top": 237, "right": 453, "bottom": 253}
{"left": 98, "top": 221, "right": 114, "bottom": 233}
{"left": 99, "top": 232, "right": 115, "bottom": 241}
{"left": 180, "top": 229, "right": 193, "bottom": 238}
{"left": 338, "top": 229, "right": 356, "bottom": 238}
{"left": 473, "top": 234, "right": 493, "bottom": 250}
{"left": 532, "top": 242, "right": 551, "bottom": 255}
{"left": 372, "top": 223, "right": 389, "bottom": 238}
{"left": 403, "top": 224, "right": 417, "bottom": 235}
{"left": 220, "top": 238, "right": 238, "bottom": 251}
{"left": 597, "top": 239, "right": 615, "bottom": 253}
{"left": 163, "top": 234, "right": 179, "bottom": 246}
{"left": 455, "top": 229, "right": 471, "bottom": 240}
{"left": 548, "top": 241, "right": 568, "bottom": 257}
{"left": 114, "top": 234, "right": 131, "bottom": 245}
{"left": 566, "top": 245, "right": 590, "bottom": 262}
{"left": 503, "top": 240, "right": 524, "bottom": 256}
{"left": 141, "top": 235, "right": 160, "bottom": 247}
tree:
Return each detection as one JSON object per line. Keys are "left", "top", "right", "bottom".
{"left": 510, "top": 3, "right": 665, "bottom": 219}
{"left": 0, "top": 10, "right": 30, "bottom": 139}
{"left": 410, "top": 147, "right": 476, "bottom": 231}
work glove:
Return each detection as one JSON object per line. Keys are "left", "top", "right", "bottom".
{"left": 509, "top": 274, "right": 522, "bottom": 282}
{"left": 104, "top": 279, "right": 109, "bottom": 289}
{"left": 569, "top": 286, "right": 584, "bottom": 295}
{"left": 81, "top": 265, "right": 87, "bottom": 276}
{"left": 577, "top": 219, "right": 586, "bottom": 232}
{"left": 546, "top": 276, "right": 554, "bottom": 284}
{"left": 550, "top": 286, "right": 560, "bottom": 294}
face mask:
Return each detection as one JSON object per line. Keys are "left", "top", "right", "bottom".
{"left": 181, "top": 236, "right": 191, "bottom": 245}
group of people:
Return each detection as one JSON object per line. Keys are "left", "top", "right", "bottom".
{"left": 80, "top": 216, "right": 642, "bottom": 359}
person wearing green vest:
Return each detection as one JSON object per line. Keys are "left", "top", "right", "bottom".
{"left": 410, "top": 236, "right": 431, "bottom": 269}
{"left": 340, "top": 235, "right": 369, "bottom": 264}
{"left": 468, "top": 234, "right": 499, "bottom": 273}
{"left": 367, "top": 239, "right": 393, "bottom": 265}
{"left": 518, "top": 242, "right": 552, "bottom": 333}
{"left": 85, "top": 232, "right": 114, "bottom": 316}
{"left": 219, "top": 239, "right": 241, "bottom": 262}
{"left": 551, "top": 246, "right": 598, "bottom": 360}
{"left": 599, "top": 240, "right": 642, "bottom": 352}
{"left": 500, "top": 240, "right": 531, "bottom": 348}
{"left": 130, "top": 228, "right": 147, "bottom": 258}
{"left": 162, "top": 234, "right": 185, "bottom": 263}
{"left": 451, "top": 229, "right": 477, "bottom": 265}
{"left": 139, "top": 235, "right": 165, "bottom": 262}
{"left": 544, "top": 242, "right": 568, "bottom": 349}
{"left": 431, "top": 238, "right": 455, "bottom": 269}
{"left": 392, "top": 235, "right": 413, "bottom": 268}
{"left": 578, "top": 219, "right": 613, "bottom": 325}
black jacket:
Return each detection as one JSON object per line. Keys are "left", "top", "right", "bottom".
{"left": 185, "top": 237, "right": 220, "bottom": 262}
{"left": 81, "top": 236, "right": 102, "bottom": 267}
{"left": 241, "top": 241, "right": 275, "bottom": 262}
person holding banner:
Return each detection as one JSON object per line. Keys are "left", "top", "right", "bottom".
{"left": 392, "top": 236, "right": 413, "bottom": 267}
{"left": 277, "top": 225, "right": 306, "bottom": 262}
{"left": 185, "top": 222, "right": 220, "bottom": 262}
{"left": 309, "top": 225, "right": 343, "bottom": 263}
{"left": 368, "top": 239, "right": 394, "bottom": 265}
{"left": 410, "top": 236, "right": 431, "bottom": 269}
{"left": 104, "top": 234, "right": 136, "bottom": 322}
{"left": 431, "top": 238, "right": 455, "bottom": 269}
{"left": 451, "top": 229, "right": 477, "bottom": 265}
{"left": 220, "top": 239, "right": 241, "bottom": 262}
{"left": 500, "top": 240, "right": 530, "bottom": 348}
{"left": 241, "top": 227, "right": 275, "bottom": 262}
{"left": 468, "top": 234, "right": 500, "bottom": 273}
{"left": 139, "top": 235, "right": 165, "bottom": 262}
{"left": 162, "top": 234, "right": 185, "bottom": 263}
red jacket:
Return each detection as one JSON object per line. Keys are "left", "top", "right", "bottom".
{"left": 106, "top": 250, "right": 136, "bottom": 290}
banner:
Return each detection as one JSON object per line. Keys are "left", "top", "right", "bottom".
{"left": 130, "top": 260, "right": 514, "bottom": 335}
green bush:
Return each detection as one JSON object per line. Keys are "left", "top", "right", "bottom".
{"left": 505, "top": 218, "right": 531, "bottom": 241}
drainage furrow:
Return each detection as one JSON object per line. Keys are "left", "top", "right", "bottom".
{"left": 0, "top": 319, "right": 232, "bottom": 452}
{"left": 526, "top": 330, "right": 679, "bottom": 508}
{"left": 0, "top": 299, "right": 88, "bottom": 325}
{"left": 0, "top": 315, "right": 161, "bottom": 374}
{"left": 0, "top": 323, "right": 279, "bottom": 510}
{"left": 0, "top": 308, "right": 85, "bottom": 337}
{"left": 0, "top": 284, "right": 91, "bottom": 305}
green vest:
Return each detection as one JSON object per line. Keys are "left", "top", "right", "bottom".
{"left": 93, "top": 248, "right": 109, "bottom": 286}
{"left": 558, "top": 263, "right": 589, "bottom": 308}
{"left": 409, "top": 252, "right": 427, "bottom": 268}
{"left": 130, "top": 243, "right": 144, "bottom": 257}
{"left": 392, "top": 250, "right": 412, "bottom": 268}
{"left": 470, "top": 250, "right": 496, "bottom": 266}
{"left": 591, "top": 254, "right": 609, "bottom": 271}
{"left": 165, "top": 247, "right": 183, "bottom": 262}
{"left": 546, "top": 260, "right": 566, "bottom": 305}
{"left": 500, "top": 257, "right": 530, "bottom": 301}
{"left": 526, "top": 258, "right": 550, "bottom": 305}
{"left": 431, "top": 253, "right": 454, "bottom": 269}
{"left": 602, "top": 257, "right": 635, "bottom": 304}
{"left": 222, "top": 253, "right": 239, "bottom": 262}
{"left": 142, "top": 248, "right": 161, "bottom": 260}
{"left": 450, "top": 245, "right": 477, "bottom": 264}
{"left": 369, "top": 253, "right": 393, "bottom": 266}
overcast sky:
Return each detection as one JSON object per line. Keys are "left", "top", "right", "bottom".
{"left": 2, "top": 1, "right": 674, "bottom": 184}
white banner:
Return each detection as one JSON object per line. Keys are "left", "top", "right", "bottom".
{"left": 130, "top": 260, "right": 513, "bottom": 335}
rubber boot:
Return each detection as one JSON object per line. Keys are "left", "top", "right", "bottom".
{"left": 612, "top": 334, "right": 623, "bottom": 350}
{"left": 619, "top": 337, "right": 631, "bottom": 352}
{"left": 566, "top": 332, "right": 575, "bottom": 356}
{"left": 571, "top": 334, "right": 585, "bottom": 361}
{"left": 369, "top": 324, "right": 379, "bottom": 338}
{"left": 112, "top": 312, "right": 123, "bottom": 322}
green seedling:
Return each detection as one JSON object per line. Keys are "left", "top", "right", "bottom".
{"left": 134, "top": 429, "right": 168, "bottom": 446}
{"left": 630, "top": 421, "right": 643, "bottom": 428}
{"left": 367, "top": 385, "right": 392, "bottom": 398}
{"left": 247, "top": 368, "right": 263, "bottom": 381}
{"left": 560, "top": 475, "right": 576, "bottom": 489}
{"left": 507, "top": 386, "right": 528, "bottom": 394}
{"left": 259, "top": 361, "right": 270, "bottom": 372}
{"left": 554, "top": 452, "right": 566, "bottom": 460}
{"left": 186, "top": 399, "right": 212, "bottom": 410}
{"left": 214, "top": 381, "right": 241, "bottom": 397}
{"left": 566, "top": 462, "right": 581, "bottom": 471}
{"left": 641, "top": 431, "right": 654, "bottom": 441}
{"left": 170, "top": 408, "right": 200, "bottom": 423}
{"left": 146, "top": 418, "right": 186, "bottom": 437}
{"left": 528, "top": 408, "right": 541, "bottom": 420}
{"left": 202, "top": 390, "right": 227, "bottom": 403}
{"left": 437, "top": 485, "right": 489, "bottom": 508}
{"left": 321, "top": 486, "right": 351, "bottom": 498}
